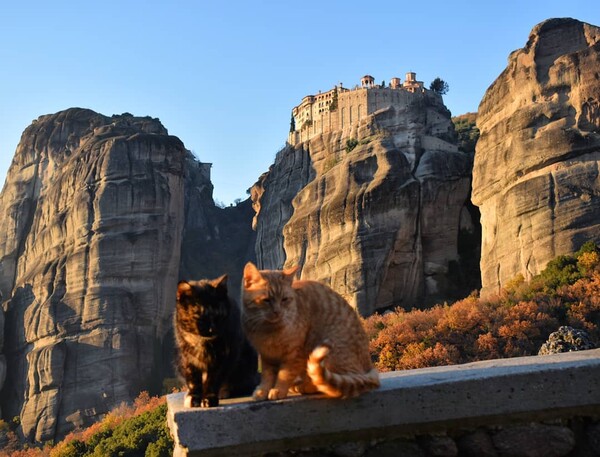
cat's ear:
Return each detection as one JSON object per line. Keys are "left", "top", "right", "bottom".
{"left": 243, "top": 262, "right": 263, "bottom": 289}
{"left": 211, "top": 275, "right": 228, "bottom": 295}
{"left": 177, "top": 281, "right": 193, "bottom": 300}
{"left": 283, "top": 266, "right": 299, "bottom": 283}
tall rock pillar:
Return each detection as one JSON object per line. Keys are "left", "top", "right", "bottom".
{"left": 472, "top": 18, "right": 600, "bottom": 295}
{"left": 0, "top": 109, "right": 186, "bottom": 441}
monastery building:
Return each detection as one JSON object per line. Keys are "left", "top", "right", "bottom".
{"left": 289, "top": 72, "right": 426, "bottom": 144}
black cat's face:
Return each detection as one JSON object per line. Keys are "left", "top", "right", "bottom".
{"left": 176, "top": 276, "right": 230, "bottom": 338}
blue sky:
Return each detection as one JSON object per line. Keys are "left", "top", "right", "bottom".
{"left": 1, "top": 1, "right": 599, "bottom": 205}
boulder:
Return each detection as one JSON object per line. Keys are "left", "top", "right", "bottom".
{"left": 538, "top": 326, "right": 595, "bottom": 355}
{"left": 491, "top": 424, "right": 575, "bottom": 457}
{"left": 472, "top": 18, "right": 600, "bottom": 295}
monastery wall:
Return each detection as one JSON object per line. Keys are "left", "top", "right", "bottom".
{"left": 289, "top": 77, "right": 429, "bottom": 145}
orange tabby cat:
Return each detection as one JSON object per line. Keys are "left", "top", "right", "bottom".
{"left": 241, "top": 262, "right": 379, "bottom": 400}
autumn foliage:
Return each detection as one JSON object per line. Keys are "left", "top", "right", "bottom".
{"left": 2, "top": 244, "right": 599, "bottom": 455}
{"left": 365, "top": 242, "right": 600, "bottom": 371}
{"left": 0, "top": 392, "right": 173, "bottom": 457}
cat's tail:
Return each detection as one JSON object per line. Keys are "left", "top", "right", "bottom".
{"left": 307, "top": 345, "right": 380, "bottom": 398}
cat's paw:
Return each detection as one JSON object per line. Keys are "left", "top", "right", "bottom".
{"left": 268, "top": 387, "right": 288, "bottom": 400}
{"left": 252, "top": 387, "right": 269, "bottom": 401}
{"left": 201, "top": 396, "right": 219, "bottom": 408}
{"left": 183, "top": 394, "right": 201, "bottom": 408}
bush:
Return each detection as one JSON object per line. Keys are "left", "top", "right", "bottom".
{"left": 345, "top": 138, "right": 358, "bottom": 153}
{"left": 365, "top": 243, "right": 600, "bottom": 371}
{"left": 44, "top": 392, "right": 173, "bottom": 457}
{"left": 538, "top": 255, "right": 581, "bottom": 292}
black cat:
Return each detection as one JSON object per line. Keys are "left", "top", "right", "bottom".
{"left": 174, "top": 275, "right": 258, "bottom": 407}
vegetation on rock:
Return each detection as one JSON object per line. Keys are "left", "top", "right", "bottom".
{"left": 345, "top": 137, "right": 358, "bottom": 153}
{"left": 452, "top": 112, "right": 479, "bottom": 154}
{"left": 328, "top": 89, "right": 338, "bottom": 112}
{"left": 429, "top": 77, "right": 449, "bottom": 95}
{"left": 365, "top": 242, "right": 600, "bottom": 371}
{"left": 0, "top": 392, "right": 173, "bottom": 457}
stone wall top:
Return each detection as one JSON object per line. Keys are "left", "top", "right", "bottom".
{"left": 167, "top": 349, "right": 600, "bottom": 456}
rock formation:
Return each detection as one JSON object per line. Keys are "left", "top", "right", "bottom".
{"left": 472, "top": 18, "right": 600, "bottom": 295}
{"left": 180, "top": 153, "right": 256, "bottom": 289}
{"left": 0, "top": 107, "right": 257, "bottom": 442}
{"left": 538, "top": 326, "right": 595, "bottom": 355}
{"left": 0, "top": 108, "right": 257, "bottom": 442}
{"left": 0, "top": 305, "right": 4, "bottom": 419}
{"left": 0, "top": 108, "right": 187, "bottom": 441}
{"left": 252, "top": 91, "right": 476, "bottom": 315}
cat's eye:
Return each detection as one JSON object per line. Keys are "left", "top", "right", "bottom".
{"left": 251, "top": 297, "right": 270, "bottom": 307}
{"left": 281, "top": 296, "right": 291, "bottom": 304}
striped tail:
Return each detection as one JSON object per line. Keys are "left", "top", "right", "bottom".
{"left": 307, "top": 345, "right": 380, "bottom": 398}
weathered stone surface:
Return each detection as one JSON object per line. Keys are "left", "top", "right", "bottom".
{"left": 491, "top": 424, "right": 576, "bottom": 457}
{"left": 332, "top": 441, "right": 369, "bottom": 457}
{"left": 417, "top": 434, "right": 458, "bottom": 457}
{"left": 472, "top": 18, "right": 600, "bottom": 295}
{"left": 456, "top": 429, "right": 498, "bottom": 457}
{"left": 252, "top": 91, "right": 475, "bottom": 315}
{"left": 168, "top": 349, "right": 600, "bottom": 457}
{"left": 538, "top": 325, "right": 595, "bottom": 355}
{"left": 0, "top": 304, "right": 5, "bottom": 418}
{"left": 364, "top": 440, "right": 425, "bottom": 457}
{"left": 0, "top": 108, "right": 186, "bottom": 441}
{"left": 586, "top": 422, "right": 600, "bottom": 454}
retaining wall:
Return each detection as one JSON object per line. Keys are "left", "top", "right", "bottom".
{"left": 167, "top": 349, "right": 600, "bottom": 456}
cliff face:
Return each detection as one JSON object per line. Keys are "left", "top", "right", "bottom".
{"left": 0, "top": 108, "right": 186, "bottom": 441}
{"left": 180, "top": 153, "right": 256, "bottom": 289}
{"left": 0, "top": 307, "right": 4, "bottom": 419}
{"left": 472, "top": 18, "right": 600, "bottom": 295}
{"left": 252, "top": 92, "right": 476, "bottom": 315}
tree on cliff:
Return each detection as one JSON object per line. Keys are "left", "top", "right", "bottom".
{"left": 429, "top": 77, "right": 449, "bottom": 95}
{"left": 290, "top": 113, "right": 295, "bottom": 133}
{"left": 329, "top": 89, "right": 338, "bottom": 112}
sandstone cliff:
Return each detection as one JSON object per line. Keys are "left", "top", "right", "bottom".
{"left": 472, "top": 18, "right": 600, "bottom": 295}
{"left": 0, "top": 306, "right": 4, "bottom": 419}
{"left": 252, "top": 93, "right": 476, "bottom": 315}
{"left": 0, "top": 109, "right": 186, "bottom": 441}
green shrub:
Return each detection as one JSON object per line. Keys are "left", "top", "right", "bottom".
{"left": 86, "top": 404, "right": 173, "bottom": 457}
{"left": 538, "top": 255, "right": 581, "bottom": 292}
{"left": 46, "top": 393, "right": 173, "bottom": 457}
{"left": 345, "top": 138, "right": 358, "bottom": 153}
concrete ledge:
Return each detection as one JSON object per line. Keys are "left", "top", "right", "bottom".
{"left": 167, "top": 349, "right": 600, "bottom": 456}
